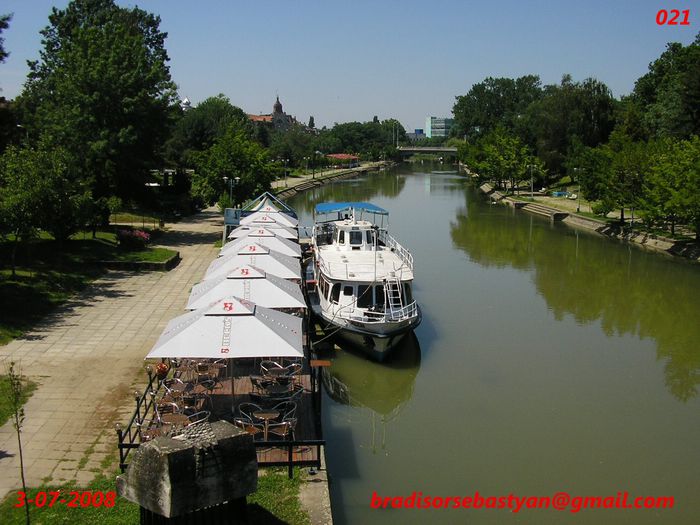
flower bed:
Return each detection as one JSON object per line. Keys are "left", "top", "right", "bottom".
{"left": 116, "top": 229, "right": 150, "bottom": 250}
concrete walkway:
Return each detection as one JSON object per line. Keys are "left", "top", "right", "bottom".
{"left": 0, "top": 208, "right": 222, "bottom": 499}
{"left": 271, "top": 162, "right": 387, "bottom": 192}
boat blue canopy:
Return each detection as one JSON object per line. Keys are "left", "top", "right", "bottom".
{"left": 315, "top": 202, "right": 389, "bottom": 216}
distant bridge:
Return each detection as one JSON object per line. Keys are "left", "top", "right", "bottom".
{"left": 396, "top": 146, "right": 458, "bottom": 157}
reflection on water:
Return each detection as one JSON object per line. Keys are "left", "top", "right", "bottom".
{"left": 322, "top": 334, "right": 421, "bottom": 455}
{"left": 450, "top": 191, "right": 700, "bottom": 401}
{"left": 291, "top": 172, "right": 407, "bottom": 215}
{"left": 323, "top": 333, "right": 421, "bottom": 417}
{"left": 288, "top": 164, "right": 700, "bottom": 525}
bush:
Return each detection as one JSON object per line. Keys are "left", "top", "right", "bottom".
{"left": 116, "top": 229, "right": 150, "bottom": 250}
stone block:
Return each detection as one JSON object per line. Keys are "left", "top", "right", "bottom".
{"left": 116, "top": 421, "right": 257, "bottom": 518}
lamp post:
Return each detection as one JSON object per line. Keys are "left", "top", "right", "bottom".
{"left": 223, "top": 176, "right": 233, "bottom": 204}
{"left": 284, "top": 158, "right": 289, "bottom": 187}
{"left": 234, "top": 176, "right": 240, "bottom": 206}
{"left": 16, "top": 124, "right": 28, "bottom": 144}
{"left": 312, "top": 150, "right": 323, "bottom": 179}
{"left": 526, "top": 164, "right": 535, "bottom": 198}
{"left": 573, "top": 168, "right": 582, "bottom": 213}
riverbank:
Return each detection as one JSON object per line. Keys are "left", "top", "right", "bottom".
{"left": 272, "top": 161, "right": 395, "bottom": 200}
{"left": 477, "top": 181, "right": 700, "bottom": 263}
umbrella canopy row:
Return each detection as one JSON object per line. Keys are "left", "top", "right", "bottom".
{"left": 187, "top": 265, "right": 305, "bottom": 310}
{"left": 220, "top": 234, "right": 301, "bottom": 259}
{"left": 204, "top": 246, "right": 301, "bottom": 281}
{"left": 228, "top": 224, "right": 298, "bottom": 241}
{"left": 145, "top": 194, "right": 305, "bottom": 361}
{"left": 146, "top": 298, "right": 303, "bottom": 360}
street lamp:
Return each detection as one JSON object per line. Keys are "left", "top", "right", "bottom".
{"left": 284, "top": 158, "right": 289, "bottom": 187}
{"left": 312, "top": 150, "right": 323, "bottom": 179}
{"left": 573, "top": 168, "right": 582, "bottom": 213}
{"left": 16, "top": 124, "right": 28, "bottom": 144}
{"left": 222, "top": 176, "right": 233, "bottom": 204}
{"left": 234, "top": 176, "right": 240, "bottom": 206}
{"left": 526, "top": 164, "right": 535, "bottom": 198}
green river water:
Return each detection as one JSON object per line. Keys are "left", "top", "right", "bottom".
{"left": 287, "top": 163, "right": 700, "bottom": 524}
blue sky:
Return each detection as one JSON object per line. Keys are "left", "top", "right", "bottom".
{"left": 1, "top": 0, "right": 697, "bottom": 130}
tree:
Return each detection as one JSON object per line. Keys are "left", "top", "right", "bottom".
{"left": 452, "top": 75, "right": 542, "bottom": 139}
{"left": 165, "top": 94, "right": 251, "bottom": 168}
{"left": 643, "top": 136, "right": 700, "bottom": 237}
{"left": 0, "top": 13, "right": 11, "bottom": 64}
{"left": 522, "top": 75, "right": 616, "bottom": 175}
{"left": 0, "top": 146, "right": 46, "bottom": 275}
{"left": 18, "top": 0, "right": 177, "bottom": 202}
{"left": 5, "top": 362, "right": 30, "bottom": 525}
{"left": 191, "top": 123, "right": 274, "bottom": 205}
{"left": 308, "top": 115, "right": 315, "bottom": 129}
{"left": 633, "top": 34, "right": 700, "bottom": 139}
{"left": 0, "top": 13, "right": 15, "bottom": 153}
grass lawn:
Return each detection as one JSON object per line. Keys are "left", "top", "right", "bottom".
{"left": 0, "top": 231, "right": 177, "bottom": 345}
{"left": 110, "top": 212, "right": 160, "bottom": 226}
{"left": 0, "top": 374, "right": 37, "bottom": 427}
{"left": 0, "top": 468, "right": 310, "bottom": 524}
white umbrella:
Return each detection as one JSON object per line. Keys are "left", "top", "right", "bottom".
{"left": 146, "top": 297, "right": 303, "bottom": 360}
{"left": 240, "top": 210, "right": 299, "bottom": 228}
{"left": 187, "top": 265, "right": 306, "bottom": 311}
{"left": 220, "top": 236, "right": 301, "bottom": 259}
{"left": 249, "top": 196, "right": 281, "bottom": 213}
{"left": 228, "top": 224, "right": 298, "bottom": 241}
{"left": 204, "top": 246, "right": 301, "bottom": 281}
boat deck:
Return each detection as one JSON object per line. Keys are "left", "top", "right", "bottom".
{"left": 316, "top": 245, "right": 413, "bottom": 281}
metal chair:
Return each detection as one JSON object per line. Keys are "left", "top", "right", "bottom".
{"left": 187, "top": 410, "right": 210, "bottom": 426}
{"left": 267, "top": 417, "right": 297, "bottom": 440}
{"left": 260, "top": 360, "right": 284, "bottom": 376}
{"left": 233, "top": 416, "right": 264, "bottom": 438}
{"left": 271, "top": 400, "right": 297, "bottom": 421}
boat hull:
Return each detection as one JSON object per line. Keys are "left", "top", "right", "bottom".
{"left": 310, "top": 301, "right": 421, "bottom": 361}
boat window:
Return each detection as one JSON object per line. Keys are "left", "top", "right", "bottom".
{"left": 331, "top": 283, "right": 340, "bottom": 303}
{"left": 357, "top": 285, "right": 371, "bottom": 308}
{"left": 374, "top": 285, "right": 385, "bottom": 308}
{"left": 403, "top": 282, "right": 413, "bottom": 304}
{"left": 338, "top": 230, "right": 345, "bottom": 244}
{"left": 349, "top": 231, "right": 363, "bottom": 245}
{"left": 343, "top": 286, "right": 353, "bottom": 296}
{"left": 366, "top": 230, "right": 373, "bottom": 245}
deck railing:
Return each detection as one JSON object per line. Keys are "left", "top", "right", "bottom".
{"left": 378, "top": 230, "right": 414, "bottom": 271}
{"left": 115, "top": 368, "right": 164, "bottom": 472}
{"left": 388, "top": 300, "right": 418, "bottom": 321}
{"left": 117, "top": 365, "right": 325, "bottom": 478}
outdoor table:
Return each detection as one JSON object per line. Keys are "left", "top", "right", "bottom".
{"left": 253, "top": 410, "right": 280, "bottom": 441}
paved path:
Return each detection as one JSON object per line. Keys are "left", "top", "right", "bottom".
{"left": 271, "top": 162, "right": 387, "bottom": 191}
{"left": 0, "top": 208, "right": 222, "bottom": 499}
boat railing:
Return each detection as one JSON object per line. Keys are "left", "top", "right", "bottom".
{"left": 388, "top": 300, "right": 418, "bottom": 321}
{"left": 378, "top": 230, "right": 414, "bottom": 271}
{"left": 317, "top": 259, "right": 409, "bottom": 281}
{"left": 341, "top": 303, "right": 417, "bottom": 324}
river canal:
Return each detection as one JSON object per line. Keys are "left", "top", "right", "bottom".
{"left": 287, "top": 163, "right": 700, "bottom": 524}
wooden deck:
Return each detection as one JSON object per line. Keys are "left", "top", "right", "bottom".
{"left": 194, "top": 360, "right": 323, "bottom": 467}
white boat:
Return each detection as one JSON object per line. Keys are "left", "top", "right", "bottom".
{"left": 308, "top": 202, "right": 420, "bottom": 360}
